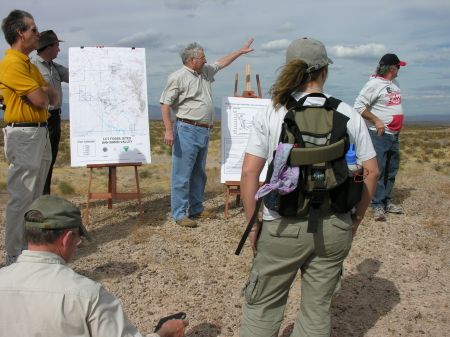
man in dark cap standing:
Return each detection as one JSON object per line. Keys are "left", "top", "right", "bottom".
{"left": 354, "top": 54, "right": 406, "bottom": 221}
{"left": 31, "top": 30, "right": 69, "bottom": 195}
{"left": 0, "top": 195, "right": 188, "bottom": 337}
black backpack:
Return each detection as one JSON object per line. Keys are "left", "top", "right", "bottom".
{"left": 236, "top": 93, "right": 363, "bottom": 255}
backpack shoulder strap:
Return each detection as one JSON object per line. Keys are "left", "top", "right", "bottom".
{"left": 328, "top": 96, "right": 342, "bottom": 110}
{"left": 286, "top": 93, "right": 341, "bottom": 113}
{"left": 235, "top": 198, "right": 262, "bottom": 256}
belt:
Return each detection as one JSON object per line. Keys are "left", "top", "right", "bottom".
{"left": 7, "top": 122, "right": 48, "bottom": 127}
{"left": 177, "top": 118, "right": 213, "bottom": 129}
{"left": 48, "top": 108, "right": 61, "bottom": 115}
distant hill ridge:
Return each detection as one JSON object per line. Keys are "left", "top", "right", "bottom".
{"left": 2, "top": 103, "right": 449, "bottom": 124}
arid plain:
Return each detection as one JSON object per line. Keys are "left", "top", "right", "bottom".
{"left": 1, "top": 120, "right": 449, "bottom": 336}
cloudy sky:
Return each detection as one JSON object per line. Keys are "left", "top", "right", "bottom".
{"left": 2, "top": 0, "right": 449, "bottom": 116}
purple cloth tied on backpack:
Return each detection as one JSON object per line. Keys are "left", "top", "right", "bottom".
{"left": 255, "top": 143, "right": 299, "bottom": 200}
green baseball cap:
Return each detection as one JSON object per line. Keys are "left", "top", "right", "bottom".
{"left": 25, "top": 195, "right": 93, "bottom": 242}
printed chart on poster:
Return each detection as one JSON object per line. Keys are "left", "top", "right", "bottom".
{"left": 68, "top": 47, "right": 151, "bottom": 167}
{"left": 221, "top": 97, "right": 271, "bottom": 183}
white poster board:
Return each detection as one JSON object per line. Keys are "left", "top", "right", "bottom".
{"left": 221, "top": 97, "right": 271, "bottom": 183}
{"left": 68, "top": 47, "right": 151, "bottom": 167}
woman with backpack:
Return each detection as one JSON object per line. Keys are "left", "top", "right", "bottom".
{"left": 239, "top": 38, "right": 379, "bottom": 337}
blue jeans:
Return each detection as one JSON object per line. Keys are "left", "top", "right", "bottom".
{"left": 369, "top": 130, "right": 400, "bottom": 208}
{"left": 171, "top": 120, "right": 210, "bottom": 221}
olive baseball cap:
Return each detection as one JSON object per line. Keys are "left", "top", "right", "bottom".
{"left": 37, "top": 30, "right": 64, "bottom": 49}
{"left": 25, "top": 195, "right": 93, "bottom": 242}
{"left": 286, "top": 37, "right": 333, "bottom": 73}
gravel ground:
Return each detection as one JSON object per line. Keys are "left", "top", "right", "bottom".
{"left": 1, "top": 160, "right": 449, "bottom": 336}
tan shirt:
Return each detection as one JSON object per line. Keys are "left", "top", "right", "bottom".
{"left": 159, "top": 62, "right": 221, "bottom": 125}
{"left": 31, "top": 54, "right": 69, "bottom": 110}
{"left": 0, "top": 250, "right": 159, "bottom": 337}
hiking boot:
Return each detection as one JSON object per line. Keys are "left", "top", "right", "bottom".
{"left": 189, "top": 210, "right": 217, "bottom": 219}
{"left": 5, "top": 255, "right": 19, "bottom": 266}
{"left": 176, "top": 218, "right": 197, "bottom": 228}
{"left": 386, "top": 204, "right": 404, "bottom": 214}
{"left": 373, "top": 207, "right": 386, "bottom": 221}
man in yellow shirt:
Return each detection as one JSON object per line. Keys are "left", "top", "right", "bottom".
{"left": 0, "top": 9, "right": 59, "bottom": 265}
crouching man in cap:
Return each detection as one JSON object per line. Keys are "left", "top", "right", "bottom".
{"left": 0, "top": 195, "right": 188, "bottom": 337}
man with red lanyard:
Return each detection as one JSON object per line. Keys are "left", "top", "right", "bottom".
{"left": 354, "top": 53, "right": 406, "bottom": 221}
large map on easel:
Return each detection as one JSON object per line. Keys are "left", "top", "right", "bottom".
{"left": 221, "top": 97, "right": 271, "bottom": 183}
{"left": 68, "top": 47, "right": 151, "bottom": 167}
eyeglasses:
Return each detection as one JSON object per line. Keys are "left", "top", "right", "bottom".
{"left": 395, "top": 65, "right": 400, "bottom": 69}
{"left": 193, "top": 57, "right": 206, "bottom": 61}
{"left": 71, "top": 229, "right": 82, "bottom": 245}
{"left": 30, "top": 27, "right": 39, "bottom": 34}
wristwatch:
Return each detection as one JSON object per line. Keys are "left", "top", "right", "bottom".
{"left": 352, "top": 214, "right": 365, "bottom": 220}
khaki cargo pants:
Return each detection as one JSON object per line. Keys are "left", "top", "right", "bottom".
{"left": 4, "top": 126, "right": 51, "bottom": 256}
{"left": 240, "top": 212, "right": 353, "bottom": 337}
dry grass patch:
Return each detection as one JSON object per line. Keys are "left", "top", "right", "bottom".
{"left": 435, "top": 181, "right": 450, "bottom": 195}
{"left": 401, "top": 125, "right": 450, "bottom": 173}
{"left": 423, "top": 216, "right": 449, "bottom": 237}
{"left": 58, "top": 180, "right": 75, "bottom": 195}
{"left": 129, "top": 225, "right": 152, "bottom": 244}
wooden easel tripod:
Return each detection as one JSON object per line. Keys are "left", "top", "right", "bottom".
{"left": 234, "top": 65, "right": 263, "bottom": 99}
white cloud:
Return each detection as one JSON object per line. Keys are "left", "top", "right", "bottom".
{"left": 328, "top": 43, "right": 387, "bottom": 59}
{"left": 410, "top": 84, "right": 450, "bottom": 94}
{"left": 261, "top": 39, "right": 291, "bottom": 52}
{"left": 166, "top": 43, "right": 187, "bottom": 52}
{"left": 422, "top": 95, "right": 445, "bottom": 98}
{"left": 330, "top": 64, "right": 344, "bottom": 71}
{"left": 69, "top": 26, "right": 84, "bottom": 33}
{"left": 412, "top": 55, "right": 448, "bottom": 64}
{"left": 437, "top": 47, "right": 450, "bottom": 53}
{"left": 276, "top": 22, "right": 296, "bottom": 33}
{"left": 164, "top": 0, "right": 203, "bottom": 10}
{"left": 114, "top": 30, "right": 163, "bottom": 48}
